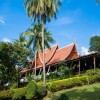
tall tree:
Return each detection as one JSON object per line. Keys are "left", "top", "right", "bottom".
{"left": 0, "top": 41, "right": 32, "bottom": 89}
{"left": 24, "top": 0, "right": 61, "bottom": 85}
{"left": 13, "top": 37, "right": 33, "bottom": 68}
{"left": 22, "top": 23, "right": 55, "bottom": 76}
{"left": 89, "top": 35, "right": 100, "bottom": 52}
{"left": 96, "top": 0, "right": 99, "bottom": 4}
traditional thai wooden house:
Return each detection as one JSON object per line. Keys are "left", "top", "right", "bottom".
{"left": 21, "top": 42, "right": 100, "bottom": 75}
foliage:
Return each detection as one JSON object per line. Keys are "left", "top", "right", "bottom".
{"left": 0, "top": 42, "right": 32, "bottom": 89}
{"left": 89, "top": 35, "right": 100, "bottom": 52}
{"left": 10, "top": 82, "right": 18, "bottom": 89}
{"left": 58, "top": 64, "right": 75, "bottom": 78}
{"left": 36, "top": 85, "right": 47, "bottom": 98}
{"left": 0, "top": 68, "right": 100, "bottom": 99}
{"left": 12, "top": 87, "right": 26, "bottom": 100}
{"left": 85, "top": 68, "right": 100, "bottom": 76}
{"left": 58, "top": 93, "right": 69, "bottom": 100}
{"left": 46, "top": 71, "right": 61, "bottom": 80}
{"left": 25, "top": 80, "right": 38, "bottom": 99}
{"left": 24, "top": 0, "right": 62, "bottom": 23}
{"left": 85, "top": 68, "right": 100, "bottom": 84}
{"left": 0, "top": 90, "right": 12, "bottom": 99}
{"left": 96, "top": 0, "right": 99, "bottom": 5}
{"left": 0, "top": 42, "right": 16, "bottom": 87}
{"left": 22, "top": 23, "right": 55, "bottom": 77}
{"left": 46, "top": 62, "right": 75, "bottom": 80}
{"left": 51, "top": 93, "right": 69, "bottom": 100}
{"left": 47, "top": 76, "right": 87, "bottom": 92}
{"left": 13, "top": 40, "right": 33, "bottom": 68}
{"left": 0, "top": 83, "right": 47, "bottom": 100}
{"left": 24, "top": 0, "right": 61, "bottom": 86}
{"left": 24, "top": 72, "right": 34, "bottom": 82}
{"left": 47, "top": 69, "right": 100, "bottom": 92}
{"left": 22, "top": 23, "right": 55, "bottom": 51}
{"left": 51, "top": 83, "right": 100, "bottom": 100}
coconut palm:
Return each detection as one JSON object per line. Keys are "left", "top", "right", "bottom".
{"left": 22, "top": 23, "right": 55, "bottom": 77}
{"left": 24, "top": 0, "right": 61, "bottom": 85}
{"left": 14, "top": 33, "right": 25, "bottom": 47}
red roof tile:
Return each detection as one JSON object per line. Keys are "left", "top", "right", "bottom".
{"left": 47, "top": 43, "right": 75, "bottom": 65}
{"left": 22, "top": 43, "right": 79, "bottom": 73}
{"left": 39, "top": 44, "right": 58, "bottom": 64}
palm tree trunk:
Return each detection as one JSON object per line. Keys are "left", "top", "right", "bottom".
{"left": 35, "top": 50, "right": 37, "bottom": 77}
{"left": 42, "top": 21, "right": 46, "bottom": 86}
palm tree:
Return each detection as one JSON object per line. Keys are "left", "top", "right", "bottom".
{"left": 22, "top": 23, "right": 55, "bottom": 77}
{"left": 14, "top": 33, "right": 25, "bottom": 47}
{"left": 24, "top": 0, "right": 61, "bottom": 86}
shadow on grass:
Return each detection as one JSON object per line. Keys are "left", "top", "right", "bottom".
{"left": 51, "top": 86, "right": 100, "bottom": 100}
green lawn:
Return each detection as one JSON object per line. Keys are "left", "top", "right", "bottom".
{"left": 44, "top": 83, "right": 100, "bottom": 100}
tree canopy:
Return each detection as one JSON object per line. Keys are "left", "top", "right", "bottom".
{"left": 0, "top": 41, "right": 33, "bottom": 87}
{"left": 89, "top": 35, "right": 100, "bottom": 52}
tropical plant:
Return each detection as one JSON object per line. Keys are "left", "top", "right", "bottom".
{"left": 96, "top": 0, "right": 99, "bottom": 5}
{"left": 24, "top": 0, "right": 61, "bottom": 86}
{"left": 58, "top": 61, "right": 75, "bottom": 78}
{"left": 0, "top": 41, "right": 33, "bottom": 90}
{"left": 89, "top": 35, "right": 100, "bottom": 52}
{"left": 25, "top": 80, "right": 38, "bottom": 99}
{"left": 22, "top": 23, "right": 55, "bottom": 77}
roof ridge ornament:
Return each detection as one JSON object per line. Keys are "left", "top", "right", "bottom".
{"left": 74, "top": 38, "right": 76, "bottom": 44}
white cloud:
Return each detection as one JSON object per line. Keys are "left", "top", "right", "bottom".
{"left": 81, "top": 46, "right": 90, "bottom": 55}
{"left": 0, "top": 16, "right": 5, "bottom": 24}
{"left": 2, "top": 37, "right": 11, "bottom": 42}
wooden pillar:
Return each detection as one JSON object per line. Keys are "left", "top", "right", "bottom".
{"left": 39, "top": 68, "right": 42, "bottom": 75}
{"left": 79, "top": 60, "right": 81, "bottom": 75}
{"left": 47, "top": 66, "right": 50, "bottom": 73}
{"left": 56, "top": 66, "right": 57, "bottom": 71}
{"left": 93, "top": 56, "right": 96, "bottom": 71}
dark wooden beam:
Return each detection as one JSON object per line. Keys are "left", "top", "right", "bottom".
{"left": 79, "top": 60, "right": 81, "bottom": 74}
{"left": 93, "top": 56, "right": 96, "bottom": 71}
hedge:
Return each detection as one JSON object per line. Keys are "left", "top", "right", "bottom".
{"left": 12, "top": 87, "right": 26, "bottom": 100}
{"left": 47, "top": 76, "right": 88, "bottom": 92}
{"left": 47, "top": 74, "right": 100, "bottom": 92}
{"left": 0, "top": 69, "right": 100, "bottom": 99}
{"left": 0, "top": 90, "right": 12, "bottom": 100}
{"left": 0, "top": 82, "right": 47, "bottom": 100}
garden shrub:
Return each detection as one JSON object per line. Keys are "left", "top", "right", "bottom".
{"left": 36, "top": 85, "right": 47, "bottom": 98}
{"left": 58, "top": 93, "right": 69, "bottom": 100}
{"left": 85, "top": 69, "right": 100, "bottom": 84}
{"left": 12, "top": 87, "right": 26, "bottom": 100}
{"left": 85, "top": 68, "right": 100, "bottom": 76}
{"left": 25, "top": 80, "right": 38, "bottom": 100}
{"left": 0, "top": 81, "right": 47, "bottom": 100}
{"left": 47, "top": 76, "right": 87, "bottom": 92}
{"left": 85, "top": 69, "right": 97, "bottom": 76}
{"left": 11, "top": 82, "right": 18, "bottom": 89}
{"left": 46, "top": 71, "right": 61, "bottom": 80}
{"left": 0, "top": 90, "right": 12, "bottom": 99}
{"left": 47, "top": 69, "right": 100, "bottom": 92}
{"left": 51, "top": 95, "right": 59, "bottom": 100}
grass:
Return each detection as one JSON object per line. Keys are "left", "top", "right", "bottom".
{"left": 43, "top": 83, "right": 100, "bottom": 100}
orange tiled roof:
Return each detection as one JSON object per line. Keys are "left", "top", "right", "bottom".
{"left": 47, "top": 43, "right": 75, "bottom": 65}
{"left": 22, "top": 43, "right": 79, "bottom": 73}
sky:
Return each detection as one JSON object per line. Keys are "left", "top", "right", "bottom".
{"left": 0, "top": 0, "right": 100, "bottom": 55}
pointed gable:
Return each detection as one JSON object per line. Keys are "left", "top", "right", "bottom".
{"left": 39, "top": 44, "right": 58, "bottom": 64}
{"left": 66, "top": 43, "right": 79, "bottom": 60}
{"left": 22, "top": 42, "right": 79, "bottom": 73}
{"left": 32, "top": 44, "right": 58, "bottom": 69}
{"left": 47, "top": 43, "right": 79, "bottom": 65}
